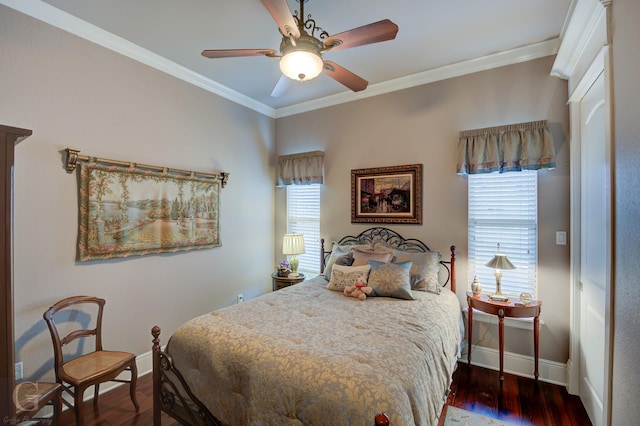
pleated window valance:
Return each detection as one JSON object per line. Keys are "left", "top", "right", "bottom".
{"left": 456, "top": 120, "right": 556, "bottom": 175}
{"left": 277, "top": 151, "right": 324, "bottom": 186}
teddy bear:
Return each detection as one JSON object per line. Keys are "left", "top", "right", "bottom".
{"left": 343, "top": 276, "right": 373, "bottom": 300}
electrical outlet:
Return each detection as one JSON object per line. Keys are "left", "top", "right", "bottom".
{"left": 15, "top": 362, "right": 23, "bottom": 381}
{"left": 236, "top": 294, "right": 244, "bottom": 304}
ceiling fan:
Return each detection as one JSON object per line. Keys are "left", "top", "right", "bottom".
{"left": 201, "top": 0, "right": 399, "bottom": 96}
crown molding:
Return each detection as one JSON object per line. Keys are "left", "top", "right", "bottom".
{"left": 0, "top": 0, "right": 278, "bottom": 118}
{"left": 276, "top": 39, "right": 560, "bottom": 118}
{"left": 1, "top": 0, "right": 562, "bottom": 120}
{"left": 551, "top": 0, "right": 608, "bottom": 80}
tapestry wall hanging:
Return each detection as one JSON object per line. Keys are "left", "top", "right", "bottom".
{"left": 351, "top": 163, "right": 422, "bottom": 224}
{"left": 66, "top": 149, "right": 228, "bottom": 261}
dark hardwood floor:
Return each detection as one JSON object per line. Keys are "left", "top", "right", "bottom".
{"left": 36, "top": 373, "right": 177, "bottom": 426}
{"left": 439, "top": 362, "right": 592, "bottom": 426}
{"left": 41, "top": 362, "right": 591, "bottom": 425}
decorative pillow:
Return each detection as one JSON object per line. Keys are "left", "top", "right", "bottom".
{"left": 393, "top": 249, "right": 442, "bottom": 294}
{"left": 327, "top": 264, "right": 371, "bottom": 291}
{"left": 367, "top": 260, "right": 414, "bottom": 300}
{"left": 335, "top": 253, "right": 354, "bottom": 267}
{"left": 351, "top": 247, "right": 394, "bottom": 267}
{"left": 371, "top": 242, "right": 396, "bottom": 253}
{"left": 324, "top": 243, "right": 371, "bottom": 279}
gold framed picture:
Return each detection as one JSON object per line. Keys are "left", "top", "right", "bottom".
{"left": 351, "top": 164, "right": 422, "bottom": 224}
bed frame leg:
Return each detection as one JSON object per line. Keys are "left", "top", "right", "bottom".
{"left": 152, "top": 325, "right": 162, "bottom": 426}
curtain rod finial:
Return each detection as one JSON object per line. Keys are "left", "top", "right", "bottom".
{"left": 65, "top": 148, "right": 81, "bottom": 173}
{"left": 220, "top": 172, "right": 229, "bottom": 188}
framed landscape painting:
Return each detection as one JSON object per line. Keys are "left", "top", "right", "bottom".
{"left": 351, "top": 164, "right": 422, "bottom": 224}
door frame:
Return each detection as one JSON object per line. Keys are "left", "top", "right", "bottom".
{"left": 551, "top": 2, "right": 613, "bottom": 424}
{"left": 566, "top": 45, "right": 613, "bottom": 426}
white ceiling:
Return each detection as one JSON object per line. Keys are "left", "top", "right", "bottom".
{"left": 2, "top": 0, "right": 573, "bottom": 117}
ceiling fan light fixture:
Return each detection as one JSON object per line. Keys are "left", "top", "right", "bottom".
{"left": 279, "top": 34, "right": 323, "bottom": 82}
{"left": 280, "top": 50, "right": 323, "bottom": 81}
{"left": 201, "top": 0, "right": 398, "bottom": 93}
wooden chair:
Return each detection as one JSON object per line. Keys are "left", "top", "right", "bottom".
{"left": 43, "top": 296, "right": 139, "bottom": 425}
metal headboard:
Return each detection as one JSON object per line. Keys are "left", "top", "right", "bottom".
{"left": 320, "top": 227, "right": 456, "bottom": 291}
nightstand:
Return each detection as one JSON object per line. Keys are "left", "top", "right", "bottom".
{"left": 271, "top": 272, "right": 305, "bottom": 291}
{"left": 467, "top": 292, "right": 542, "bottom": 383}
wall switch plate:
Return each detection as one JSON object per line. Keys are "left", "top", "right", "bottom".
{"left": 236, "top": 294, "right": 244, "bottom": 304}
{"left": 556, "top": 231, "right": 567, "bottom": 245}
{"left": 15, "top": 362, "right": 23, "bottom": 380}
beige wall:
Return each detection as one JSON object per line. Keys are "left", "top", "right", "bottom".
{"left": 1, "top": 6, "right": 275, "bottom": 381}
{"left": 2, "top": 1, "right": 576, "bottom": 383}
{"left": 611, "top": 0, "right": 640, "bottom": 423}
{"left": 275, "top": 56, "right": 571, "bottom": 363}
{"left": 5, "top": 0, "right": 638, "bottom": 418}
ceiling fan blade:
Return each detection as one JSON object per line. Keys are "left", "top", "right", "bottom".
{"left": 323, "top": 61, "right": 368, "bottom": 92}
{"left": 201, "top": 49, "right": 277, "bottom": 59}
{"left": 270, "top": 74, "right": 291, "bottom": 98}
{"left": 261, "top": 0, "right": 300, "bottom": 39}
{"left": 322, "top": 19, "right": 399, "bottom": 51}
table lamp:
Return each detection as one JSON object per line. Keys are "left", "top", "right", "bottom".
{"left": 283, "top": 233, "right": 305, "bottom": 277}
{"left": 485, "top": 243, "right": 515, "bottom": 302}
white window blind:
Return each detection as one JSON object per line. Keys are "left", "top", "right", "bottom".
{"left": 287, "top": 184, "right": 321, "bottom": 274}
{"left": 468, "top": 170, "right": 538, "bottom": 297}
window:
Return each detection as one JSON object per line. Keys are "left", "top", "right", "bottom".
{"left": 468, "top": 170, "right": 537, "bottom": 297}
{"left": 287, "top": 184, "right": 321, "bottom": 274}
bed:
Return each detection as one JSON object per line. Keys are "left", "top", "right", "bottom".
{"left": 151, "top": 227, "right": 462, "bottom": 425}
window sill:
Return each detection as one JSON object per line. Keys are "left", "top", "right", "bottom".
{"left": 462, "top": 307, "right": 544, "bottom": 330}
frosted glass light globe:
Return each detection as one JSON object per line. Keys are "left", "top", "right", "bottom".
{"left": 280, "top": 50, "right": 323, "bottom": 81}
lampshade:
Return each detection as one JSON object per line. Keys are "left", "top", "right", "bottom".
{"left": 282, "top": 233, "right": 305, "bottom": 255}
{"left": 283, "top": 233, "right": 305, "bottom": 277}
{"left": 485, "top": 243, "right": 515, "bottom": 300}
{"left": 485, "top": 253, "right": 516, "bottom": 270}
{"left": 279, "top": 34, "right": 324, "bottom": 82}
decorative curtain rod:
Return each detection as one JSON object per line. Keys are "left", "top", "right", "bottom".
{"left": 64, "top": 148, "right": 229, "bottom": 187}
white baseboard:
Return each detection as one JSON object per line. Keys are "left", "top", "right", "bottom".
{"left": 461, "top": 346, "right": 568, "bottom": 386}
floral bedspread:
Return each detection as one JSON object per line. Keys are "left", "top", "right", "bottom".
{"left": 167, "top": 276, "right": 463, "bottom": 426}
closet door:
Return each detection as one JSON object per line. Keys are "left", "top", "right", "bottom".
{"left": 578, "top": 70, "right": 609, "bottom": 426}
